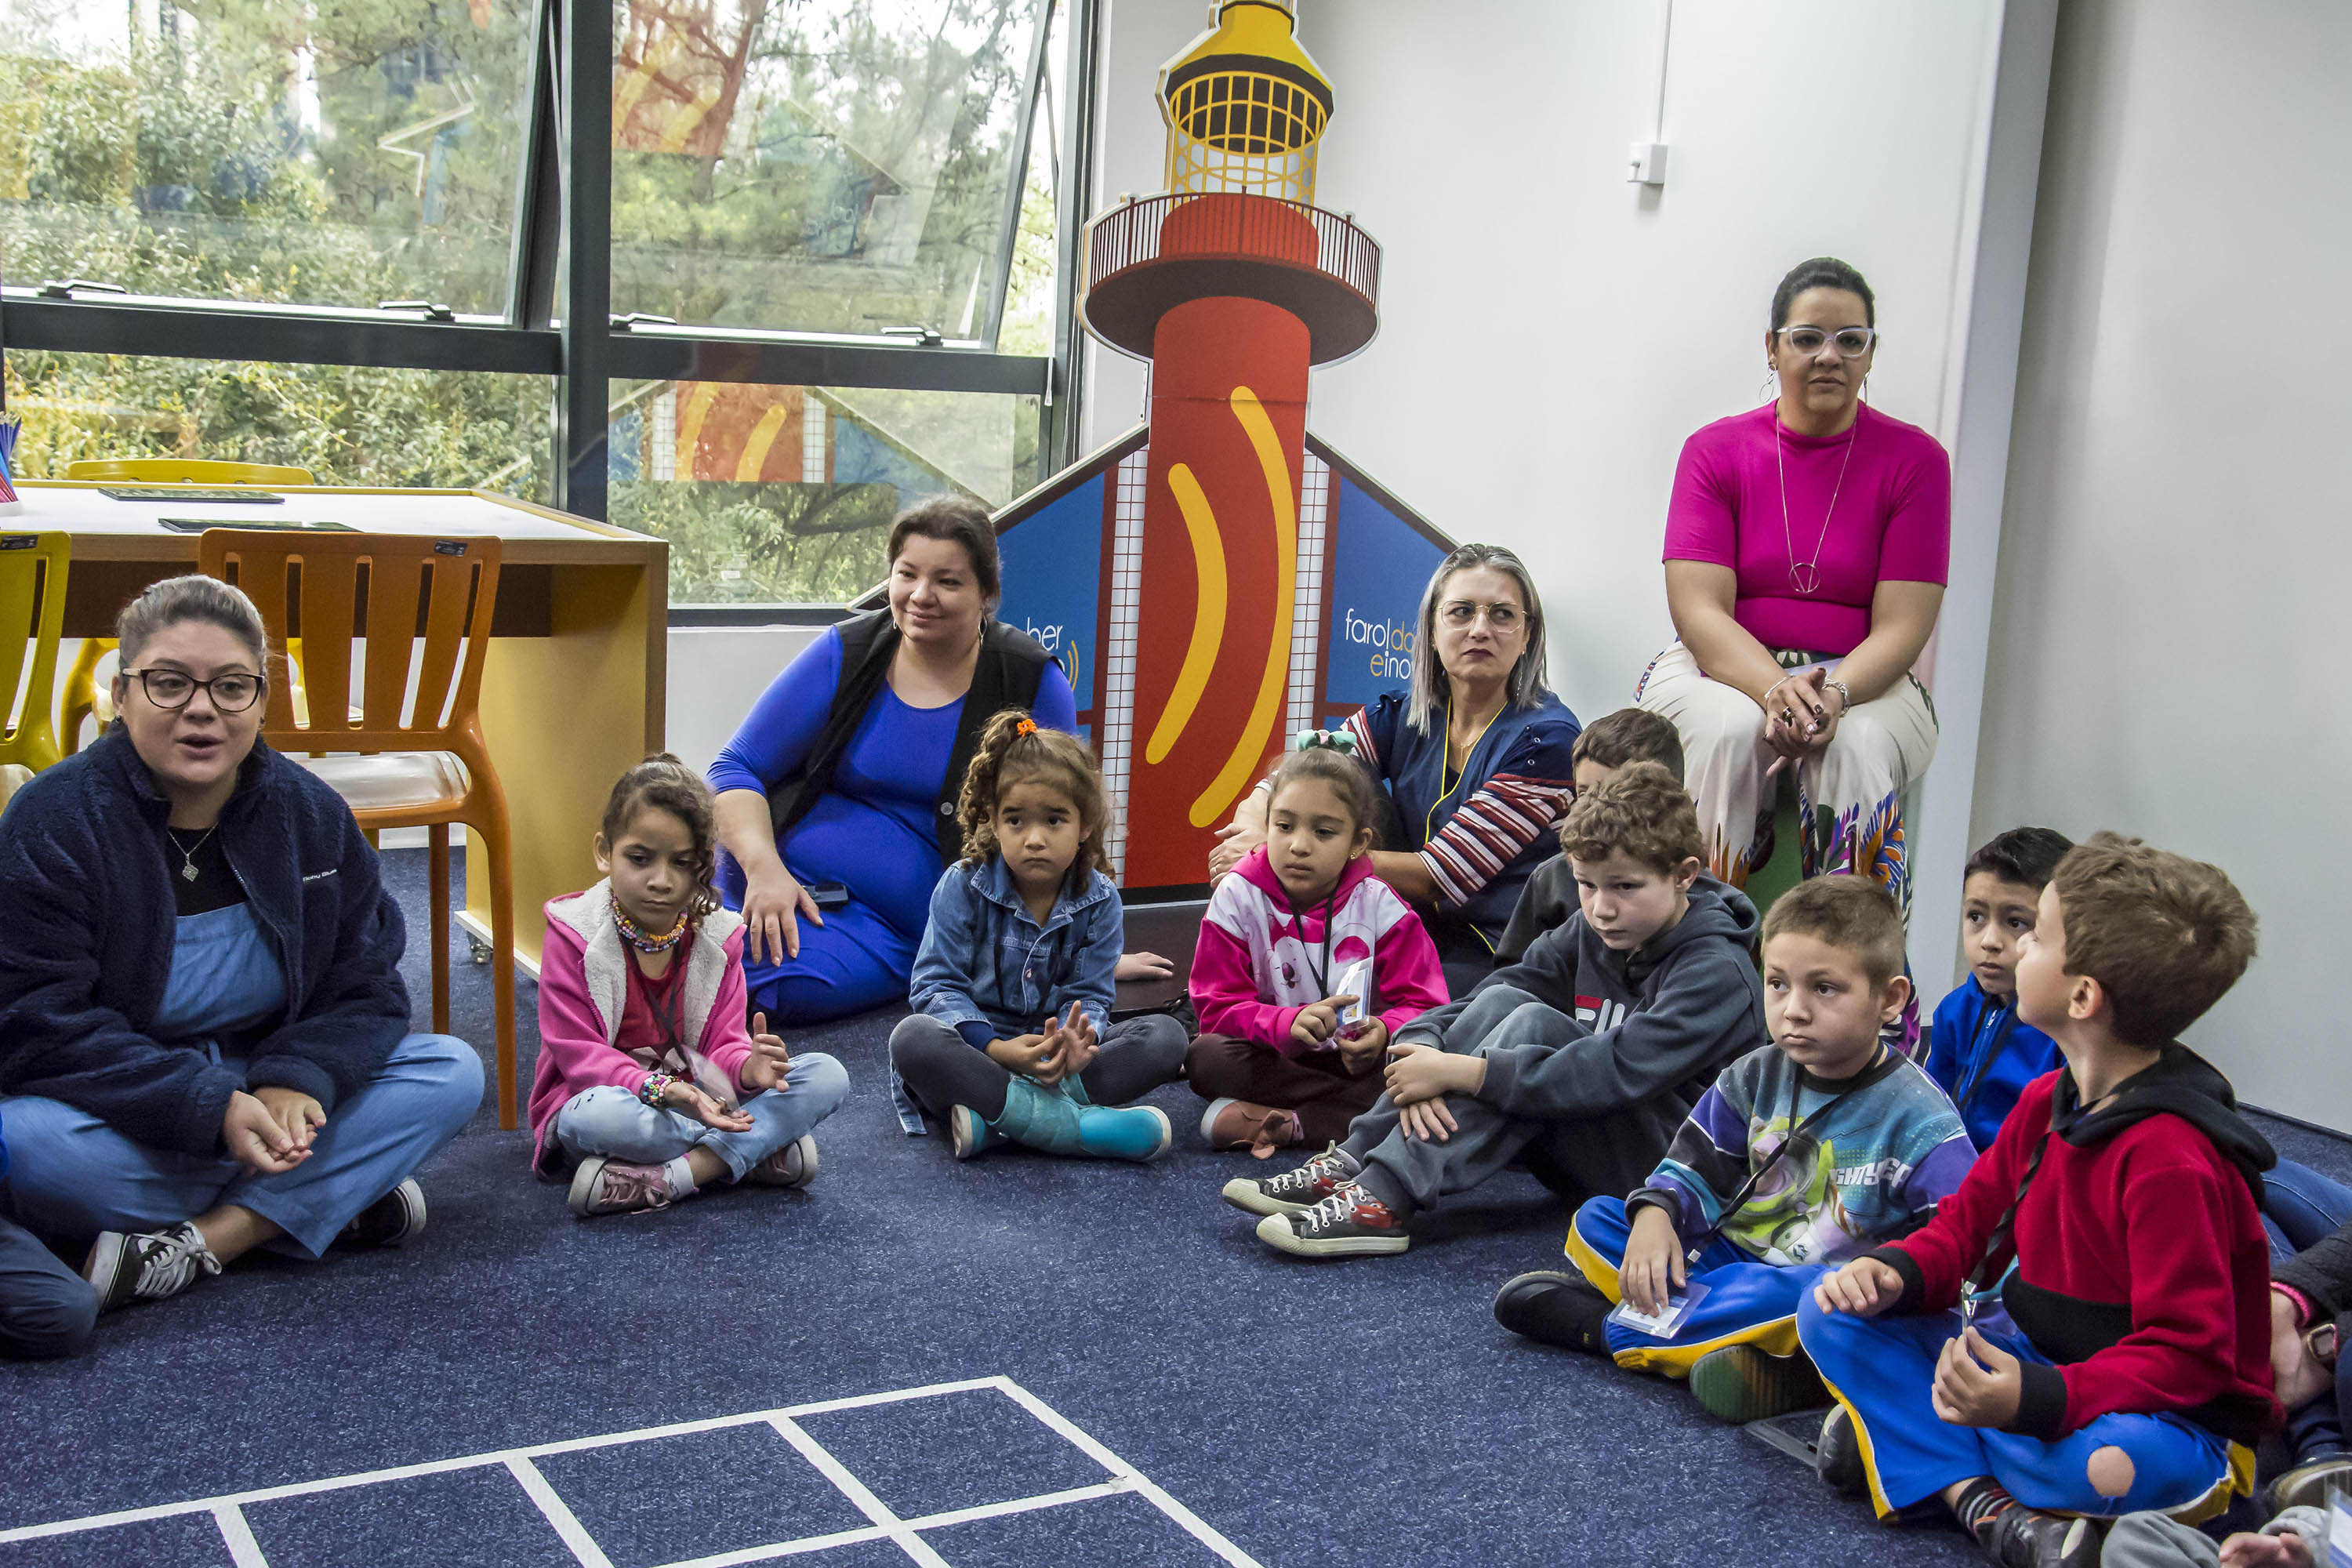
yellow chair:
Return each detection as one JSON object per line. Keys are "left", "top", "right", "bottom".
{"left": 66, "top": 637, "right": 321, "bottom": 753}
{"left": 0, "top": 532, "right": 70, "bottom": 779}
{"left": 64, "top": 459, "right": 317, "bottom": 488}
{"left": 201, "top": 529, "right": 519, "bottom": 1129}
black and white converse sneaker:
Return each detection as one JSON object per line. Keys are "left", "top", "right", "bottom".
{"left": 1255, "top": 1182, "right": 1409, "bottom": 1258}
{"left": 342, "top": 1178, "right": 429, "bottom": 1248}
{"left": 84, "top": 1221, "right": 221, "bottom": 1313}
{"left": 1222, "top": 1143, "right": 1362, "bottom": 1218}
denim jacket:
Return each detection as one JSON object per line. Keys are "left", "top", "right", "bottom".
{"left": 909, "top": 856, "right": 1123, "bottom": 1047}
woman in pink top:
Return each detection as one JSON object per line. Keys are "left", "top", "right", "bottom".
{"left": 1639, "top": 257, "right": 1947, "bottom": 931}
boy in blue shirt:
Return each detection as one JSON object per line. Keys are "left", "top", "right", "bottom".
{"left": 1495, "top": 876, "right": 1974, "bottom": 1423}
{"left": 1925, "top": 828, "right": 2071, "bottom": 1151}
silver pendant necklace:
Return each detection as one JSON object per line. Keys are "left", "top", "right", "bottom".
{"left": 165, "top": 826, "right": 218, "bottom": 882}
{"left": 1775, "top": 411, "right": 1859, "bottom": 597}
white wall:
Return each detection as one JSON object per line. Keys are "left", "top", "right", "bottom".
{"left": 665, "top": 626, "right": 825, "bottom": 776}
{"left": 1084, "top": 0, "right": 2053, "bottom": 1000}
{"left": 1973, "top": 1, "right": 2352, "bottom": 1130}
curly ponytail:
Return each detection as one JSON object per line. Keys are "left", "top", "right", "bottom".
{"left": 954, "top": 708, "right": 1113, "bottom": 887}
{"left": 599, "top": 753, "right": 723, "bottom": 916}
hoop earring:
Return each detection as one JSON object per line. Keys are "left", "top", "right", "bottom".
{"left": 1759, "top": 368, "right": 1779, "bottom": 405}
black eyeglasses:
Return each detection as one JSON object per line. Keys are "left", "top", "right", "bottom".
{"left": 123, "top": 668, "right": 266, "bottom": 713}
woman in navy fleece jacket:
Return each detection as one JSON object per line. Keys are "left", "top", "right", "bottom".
{"left": 0, "top": 576, "right": 481, "bottom": 1317}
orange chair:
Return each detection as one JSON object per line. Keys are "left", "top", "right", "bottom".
{"left": 200, "top": 529, "right": 518, "bottom": 1127}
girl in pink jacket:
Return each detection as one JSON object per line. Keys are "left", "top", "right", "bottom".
{"left": 1184, "top": 743, "right": 1449, "bottom": 1157}
{"left": 531, "top": 757, "right": 849, "bottom": 1217}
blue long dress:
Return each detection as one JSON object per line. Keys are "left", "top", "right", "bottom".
{"left": 710, "top": 626, "right": 1078, "bottom": 1025}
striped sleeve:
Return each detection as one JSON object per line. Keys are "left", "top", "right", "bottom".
{"left": 1419, "top": 770, "right": 1573, "bottom": 907}
{"left": 1343, "top": 707, "right": 1381, "bottom": 772}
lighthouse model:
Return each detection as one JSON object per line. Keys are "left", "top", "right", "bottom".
{"left": 1080, "top": 0, "right": 1381, "bottom": 887}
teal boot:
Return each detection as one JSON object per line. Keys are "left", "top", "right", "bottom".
{"left": 991, "top": 1078, "right": 1172, "bottom": 1163}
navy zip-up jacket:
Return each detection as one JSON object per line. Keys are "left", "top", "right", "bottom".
{"left": 0, "top": 728, "right": 411, "bottom": 1156}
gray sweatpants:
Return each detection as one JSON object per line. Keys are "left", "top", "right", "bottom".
{"left": 2099, "top": 1506, "right": 2328, "bottom": 1568}
{"left": 1339, "top": 985, "right": 1684, "bottom": 1215}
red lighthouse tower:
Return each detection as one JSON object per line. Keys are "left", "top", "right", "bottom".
{"left": 1081, "top": 0, "right": 1381, "bottom": 888}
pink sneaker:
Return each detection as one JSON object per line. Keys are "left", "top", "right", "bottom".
{"left": 567, "top": 1157, "right": 678, "bottom": 1217}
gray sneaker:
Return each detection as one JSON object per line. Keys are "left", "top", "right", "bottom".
{"left": 1222, "top": 1143, "right": 1362, "bottom": 1217}
{"left": 745, "top": 1134, "right": 819, "bottom": 1189}
{"left": 84, "top": 1221, "right": 221, "bottom": 1313}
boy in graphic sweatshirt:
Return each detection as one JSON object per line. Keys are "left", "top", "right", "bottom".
{"left": 1225, "top": 764, "right": 1768, "bottom": 1258}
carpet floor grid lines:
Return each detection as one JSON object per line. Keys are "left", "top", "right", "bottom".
{"left": 0, "top": 1379, "right": 1261, "bottom": 1568}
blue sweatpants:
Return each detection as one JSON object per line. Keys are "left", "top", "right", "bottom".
{"left": 1565, "top": 1196, "right": 1823, "bottom": 1373}
{"left": 0, "top": 1033, "right": 483, "bottom": 1258}
{"left": 1795, "top": 1293, "right": 2253, "bottom": 1523}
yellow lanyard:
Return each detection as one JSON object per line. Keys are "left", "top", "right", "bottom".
{"left": 1425, "top": 697, "right": 1502, "bottom": 847}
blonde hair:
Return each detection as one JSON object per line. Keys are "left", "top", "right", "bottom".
{"left": 1405, "top": 543, "right": 1550, "bottom": 733}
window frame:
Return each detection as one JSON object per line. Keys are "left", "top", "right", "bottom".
{"left": 0, "top": 0, "right": 1091, "bottom": 630}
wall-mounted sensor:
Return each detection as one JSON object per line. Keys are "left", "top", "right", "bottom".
{"left": 1627, "top": 141, "right": 1668, "bottom": 186}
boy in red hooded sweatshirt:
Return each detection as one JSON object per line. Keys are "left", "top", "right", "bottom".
{"left": 1798, "top": 833, "right": 2277, "bottom": 1568}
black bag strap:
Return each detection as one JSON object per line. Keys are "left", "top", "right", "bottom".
{"left": 764, "top": 612, "right": 1054, "bottom": 868}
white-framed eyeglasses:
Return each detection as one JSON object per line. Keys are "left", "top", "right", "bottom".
{"left": 1439, "top": 601, "right": 1523, "bottom": 631}
{"left": 1776, "top": 325, "right": 1877, "bottom": 359}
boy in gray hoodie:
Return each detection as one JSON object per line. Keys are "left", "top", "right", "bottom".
{"left": 1229, "top": 764, "right": 1767, "bottom": 1257}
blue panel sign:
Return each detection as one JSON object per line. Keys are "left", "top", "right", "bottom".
{"left": 1322, "top": 477, "right": 1448, "bottom": 716}
{"left": 996, "top": 473, "right": 1106, "bottom": 711}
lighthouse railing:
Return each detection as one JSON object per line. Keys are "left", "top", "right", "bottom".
{"left": 1084, "top": 193, "right": 1381, "bottom": 307}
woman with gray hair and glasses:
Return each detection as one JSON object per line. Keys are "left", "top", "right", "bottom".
{"left": 1210, "top": 543, "right": 1581, "bottom": 997}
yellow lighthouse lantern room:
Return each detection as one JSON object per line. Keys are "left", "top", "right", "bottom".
{"left": 1158, "top": 0, "right": 1335, "bottom": 201}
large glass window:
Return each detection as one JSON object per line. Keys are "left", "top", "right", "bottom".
{"left": 608, "top": 379, "right": 1038, "bottom": 602}
{"left": 610, "top": 0, "right": 1050, "bottom": 340}
{"left": 0, "top": 0, "right": 538, "bottom": 313}
{"left": 4, "top": 351, "right": 553, "bottom": 498}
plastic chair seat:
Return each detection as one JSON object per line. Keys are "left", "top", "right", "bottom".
{"left": 290, "top": 750, "right": 470, "bottom": 813}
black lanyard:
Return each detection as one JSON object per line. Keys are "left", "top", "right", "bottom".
{"left": 1963, "top": 1093, "right": 2060, "bottom": 1321}
{"left": 1685, "top": 1047, "right": 1883, "bottom": 1265}
{"left": 1287, "top": 887, "right": 1340, "bottom": 999}
{"left": 1953, "top": 1000, "right": 2020, "bottom": 1119}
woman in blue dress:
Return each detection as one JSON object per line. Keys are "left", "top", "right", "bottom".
{"left": 710, "top": 495, "right": 1078, "bottom": 1025}
{"left": 1210, "top": 543, "right": 1581, "bottom": 995}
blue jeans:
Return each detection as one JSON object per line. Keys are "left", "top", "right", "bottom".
{"left": 1796, "top": 1293, "right": 2252, "bottom": 1523}
{"left": 0, "top": 1213, "right": 94, "bottom": 1359}
{"left": 553, "top": 1052, "right": 849, "bottom": 1182}
{"left": 0, "top": 1033, "right": 483, "bottom": 1258}
{"left": 2263, "top": 1158, "right": 2352, "bottom": 1258}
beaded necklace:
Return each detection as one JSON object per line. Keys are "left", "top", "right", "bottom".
{"left": 613, "top": 900, "right": 690, "bottom": 953}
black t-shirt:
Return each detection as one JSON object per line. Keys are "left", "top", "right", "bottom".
{"left": 160, "top": 823, "right": 245, "bottom": 917}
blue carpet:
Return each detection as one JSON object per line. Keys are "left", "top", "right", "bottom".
{"left": 2, "top": 847, "right": 2347, "bottom": 1566}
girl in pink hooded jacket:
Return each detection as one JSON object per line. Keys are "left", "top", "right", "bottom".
{"left": 1185, "top": 744, "right": 1448, "bottom": 1157}
{"left": 531, "top": 757, "right": 849, "bottom": 1217}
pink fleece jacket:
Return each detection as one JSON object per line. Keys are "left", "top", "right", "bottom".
{"left": 1189, "top": 848, "right": 1449, "bottom": 1052}
{"left": 528, "top": 880, "right": 757, "bottom": 1178}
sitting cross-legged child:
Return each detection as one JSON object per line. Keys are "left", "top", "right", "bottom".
{"left": 1229, "top": 763, "right": 1766, "bottom": 1257}
{"left": 1926, "top": 826, "right": 2074, "bottom": 1152}
{"left": 889, "top": 710, "right": 1185, "bottom": 1162}
{"left": 1494, "top": 706, "right": 1686, "bottom": 966}
{"left": 1799, "top": 832, "right": 2278, "bottom": 1568}
{"left": 532, "top": 757, "right": 851, "bottom": 1216}
{"left": 2264, "top": 1210, "right": 2351, "bottom": 1514}
{"left": 0, "top": 1113, "right": 96, "bottom": 1359}
{"left": 2100, "top": 1499, "right": 2333, "bottom": 1568}
{"left": 1493, "top": 876, "right": 1974, "bottom": 1425}
{"left": 1184, "top": 739, "right": 1448, "bottom": 1159}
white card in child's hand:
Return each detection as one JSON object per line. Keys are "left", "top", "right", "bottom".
{"left": 2325, "top": 1482, "right": 2350, "bottom": 1566}
{"left": 1606, "top": 1281, "right": 1711, "bottom": 1339}
{"left": 1331, "top": 956, "right": 1373, "bottom": 1026}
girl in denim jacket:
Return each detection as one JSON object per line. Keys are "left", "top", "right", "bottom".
{"left": 889, "top": 710, "right": 1184, "bottom": 1161}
